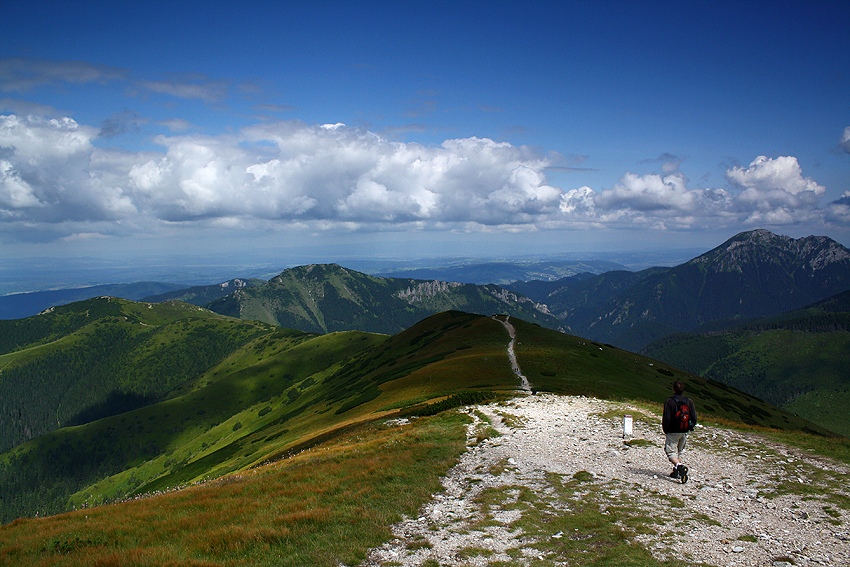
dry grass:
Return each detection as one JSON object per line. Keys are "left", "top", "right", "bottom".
{"left": 0, "top": 411, "right": 470, "bottom": 567}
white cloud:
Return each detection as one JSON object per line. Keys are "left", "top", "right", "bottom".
{"left": 827, "top": 191, "right": 850, "bottom": 224}
{"left": 595, "top": 172, "right": 695, "bottom": 212}
{"left": 842, "top": 126, "right": 850, "bottom": 154}
{"left": 559, "top": 186, "right": 596, "bottom": 215}
{"left": 0, "top": 113, "right": 841, "bottom": 242}
{"left": 0, "top": 114, "right": 136, "bottom": 222}
{"left": 0, "top": 114, "right": 95, "bottom": 160}
{"left": 557, "top": 156, "right": 828, "bottom": 230}
{"left": 0, "top": 158, "right": 40, "bottom": 209}
{"left": 726, "top": 155, "right": 824, "bottom": 196}
{"left": 725, "top": 155, "right": 825, "bottom": 225}
{"left": 2, "top": 115, "right": 566, "bottom": 233}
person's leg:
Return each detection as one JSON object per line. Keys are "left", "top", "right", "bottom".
{"left": 676, "top": 433, "right": 689, "bottom": 483}
{"left": 677, "top": 432, "right": 687, "bottom": 460}
{"left": 665, "top": 433, "right": 682, "bottom": 477}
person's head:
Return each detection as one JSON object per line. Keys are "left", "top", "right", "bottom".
{"left": 672, "top": 381, "right": 685, "bottom": 395}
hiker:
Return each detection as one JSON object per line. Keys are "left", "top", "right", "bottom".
{"left": 662, "top": 380, "right": 697, "bottom": 483}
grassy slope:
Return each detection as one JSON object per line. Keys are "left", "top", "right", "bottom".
{"left": 0, "top": 298, "right": 273, "bottom": 453}
{"left": 0, "top": 412, "right": 472, "bottom": 567}
{"left": 643, "top": 324, "right": 850, "bottom": 437}
{"left": 1, "top": 312, "right": 845, "bottom": 566}
{"left": 510, "top": 318, "right": 833, "bottom": 434}
{"left": 0, "top": 311, "right": 518, "bottom": 524}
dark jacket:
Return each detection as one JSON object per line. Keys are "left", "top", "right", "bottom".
{"left": 662, "top": 394, "right": 697, "bottom": 434}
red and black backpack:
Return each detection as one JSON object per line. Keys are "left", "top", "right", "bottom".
{"left": 674, "top": 397, "right": 694, "bottom": 432}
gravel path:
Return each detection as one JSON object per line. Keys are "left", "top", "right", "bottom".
{"left": 361, "top": 394, "right": 850, "bottom": 567}
{"left": 495, "top": 316, "right": 530, "bottom": 392}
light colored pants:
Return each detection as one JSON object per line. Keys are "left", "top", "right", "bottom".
{"left": 665, "top": 432, "right": 688, "bottom": 462}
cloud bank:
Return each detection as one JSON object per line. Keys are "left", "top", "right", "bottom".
{"left": 0, "top": 113, "right": 840, "bottom": 243}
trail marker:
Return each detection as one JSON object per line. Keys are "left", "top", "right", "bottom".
{"left": 623, "top": 414, "right": 633, "bottom": 439}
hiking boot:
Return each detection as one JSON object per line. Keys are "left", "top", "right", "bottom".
{"left": 669, "top": 467, "right": 680, "bottom": 479}
{"left": 677, "top": 464, "right": 689, "bottom": 484}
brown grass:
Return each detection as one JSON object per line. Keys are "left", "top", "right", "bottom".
{"left": 0, "top": 411, "right": 470, "bottom": 567}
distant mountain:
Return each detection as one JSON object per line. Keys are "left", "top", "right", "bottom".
{"left": 0, "top": 282, "right": 187, "bottom": 320}
{"left": 376, "top": 259, "right": 627, "bottom": 285}
{"left": 504, "top": 272, "right": 598, "bottom": 301}
{"left": 512, "top": 230, "right": 850, "bottom": 351}
{"left": 206, "top": 263, "right": 563, "bottom": 333}
{"left": 142, "top": 277, "right": 265, "bottom": 305}
{"left": 643, "top": 289, "right": 850, "bottom": 436}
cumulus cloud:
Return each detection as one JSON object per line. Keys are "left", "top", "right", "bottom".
{"left": 725, "top": 155, "right": 825, "bottom": 224}
{"left": 726, "top": 155, "right": 824, "bottom": 196}
{"left": 559, "top": 172, "right": 733, "bottom": 230}
{"left": 827, "top": 191, "right": 850, "bottom": 224}
{"left": 0, "top": 112, "right": 840, "bottom": 242}
{"left": 0, "top": 114, "right": 136, "bottom": 222}
{"left": 1, "top": 114, "right": 566, "bottom": 233}
{"left": 842, "top": 126, "right": 850, "bottom": 154}
{"left": 558, "top": 155, "right": 829, "bottom": 230}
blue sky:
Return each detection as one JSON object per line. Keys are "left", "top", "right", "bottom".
{"left": 1, "top": 0, "right": 849, "bottom": 269}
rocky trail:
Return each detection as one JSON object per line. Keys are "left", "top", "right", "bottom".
{"left": 360, "top": 320, "right": 850, "bottom": 567}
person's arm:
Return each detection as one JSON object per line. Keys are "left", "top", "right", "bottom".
{"left": 661, "top": 398, "right": 672, "bottom": 433}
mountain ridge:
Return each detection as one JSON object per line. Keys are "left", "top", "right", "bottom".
{"left": 206, "top": 263, "right": 562, "bottom": 334}
{"left": 506, "top": 230, "right": 850, "bottom": 351}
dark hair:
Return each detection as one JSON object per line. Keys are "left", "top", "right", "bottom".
{"left": 672, "top": 381, "right": 685, "bottom": 395}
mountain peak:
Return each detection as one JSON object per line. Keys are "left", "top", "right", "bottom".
{"left": 691, "top": 229, "right": 850, "bottom": 273}
{"left": 272, "top": 263, "right": 350, "bottom": 282}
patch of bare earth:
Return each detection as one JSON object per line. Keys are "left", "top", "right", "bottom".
{"left": 360, "top": 394, "right": 850, "bottom": 567}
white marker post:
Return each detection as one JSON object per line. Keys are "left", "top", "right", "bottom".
{"left": 623, "top": 414, "right": 633, "bottom": 440}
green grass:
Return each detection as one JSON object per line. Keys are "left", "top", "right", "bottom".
{"left": 784, "top": 389, "right": 850, "bottom": 438}
{"left": 0, "top": 311, "right": 521, "bottom": 524}
{"left": 644, "top": 325, "right": 850, "bottom": 437}
{"left": 0, "top": 411, "right": 471, "bottom": 567}
{"left": 511, "top": 318, "right": 837, "bottom": 436}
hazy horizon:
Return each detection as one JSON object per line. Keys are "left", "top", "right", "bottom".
{"left": 2, "top": 242, "right": 711, "bottom": 296}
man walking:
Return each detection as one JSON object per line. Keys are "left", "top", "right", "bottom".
{"left": 662, "top": 380, "right": 697, "bottom": 483}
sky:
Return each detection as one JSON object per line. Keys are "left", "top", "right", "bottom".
{"left": 1, "top": 0, "right": 850, "bottom": 272}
